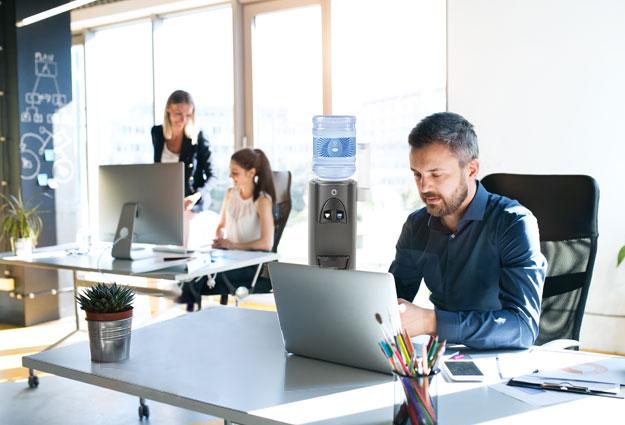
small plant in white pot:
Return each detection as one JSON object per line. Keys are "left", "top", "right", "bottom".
{"left": 0, "top": 193, "right": 42, "bottom": 256}
{"left": 76, "top": 283, "right": 135, "bottom": 362}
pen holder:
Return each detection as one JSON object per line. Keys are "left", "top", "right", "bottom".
{"left": 393, "top": 369, "right": 439, "bottom": 425}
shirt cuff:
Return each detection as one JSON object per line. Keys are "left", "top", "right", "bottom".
{"left": 435, "top": 308, "right": 461, "bottom": 343}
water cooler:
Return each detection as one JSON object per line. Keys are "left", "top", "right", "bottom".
{"left": 308, "top": 116, "right": 357, "bottom": 270}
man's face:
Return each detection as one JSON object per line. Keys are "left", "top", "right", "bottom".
{"left": 409, "top": 143, "right": 475, "bottom": 217}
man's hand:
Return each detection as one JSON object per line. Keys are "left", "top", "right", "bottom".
{"left": 397, "top": 298, "right": 437, "bottom": 337}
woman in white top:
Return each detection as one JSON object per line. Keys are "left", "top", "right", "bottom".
{"left": 178, "top": 148, "right": 276, "bottom": 310}
{"left": 213, "top": 148, "right": 276, "bottom": 251}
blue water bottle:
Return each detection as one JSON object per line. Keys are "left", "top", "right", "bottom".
{"left": 312, "top": 115, "right": 356, "bottom": 180}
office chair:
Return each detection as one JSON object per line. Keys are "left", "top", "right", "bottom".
{"left": 217, "top": 170, "right": 292, "bottom": 305}
{"left": 481, "top": 174, "right": 599, "bottom": 347}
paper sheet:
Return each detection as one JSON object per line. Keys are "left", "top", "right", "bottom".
{"left": 492, "top": 349, "right": 625, "bottom": 406}
{"left": 491, "top": 382, "right": 583, "bottom": 407}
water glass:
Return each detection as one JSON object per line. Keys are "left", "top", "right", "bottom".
{"left": 76, "top": 228, "right": 91, "bottom": 253}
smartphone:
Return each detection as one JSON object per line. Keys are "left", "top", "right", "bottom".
{"left": 441, "top": 359, "right": 485, "bottom": 382}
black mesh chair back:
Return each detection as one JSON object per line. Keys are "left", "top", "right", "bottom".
{"left": 271, "top": 170, "right": 292, "bottom": 253}
{"left": 251, "top": 170, "right": 292, "bottom": 289}
{"left": 481, "top": 174, "right": 599, "bottom": 345}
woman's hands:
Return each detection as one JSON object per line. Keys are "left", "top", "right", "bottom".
{"left": 213, "top": 228, "right": 235, "bottom": 250}
{"left": 184, "top": 192, "right": 202, "bottom": 211}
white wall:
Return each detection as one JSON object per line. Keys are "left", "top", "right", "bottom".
{"left": 448, "top": 0, "right": 625, "bottom": 353}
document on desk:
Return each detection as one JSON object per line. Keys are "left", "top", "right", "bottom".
{"left": 492, "top": 353, "right": 625, "bottom": 406}
{"left": 493, "top": 381, "right": 591, "bottom": 407}
{"left": 507, "top": 375, "right": 622, "bottom": 398}
{"left": 495, "top": 348, "right": 625, "bottom": 383}
{"left": 534, "top": 357, "right": 625, "bottom": 386}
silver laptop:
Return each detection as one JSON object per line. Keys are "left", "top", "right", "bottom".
{"left": 268, "top": 262, "right": 400, "bottom": 374}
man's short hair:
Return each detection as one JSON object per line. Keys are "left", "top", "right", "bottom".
{"left": 408, "top": 112, "right": 479, "bottom": 165}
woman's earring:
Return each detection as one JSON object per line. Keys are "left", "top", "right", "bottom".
{"left": 254, "top": 175, "right": 259, "bottom": 184}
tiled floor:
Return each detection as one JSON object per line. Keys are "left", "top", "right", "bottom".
{"left": 0, "top": 289, "right": 238, "bottom": 425}
{"left": 0, "top": 376, "right": 223, "bottom": 425}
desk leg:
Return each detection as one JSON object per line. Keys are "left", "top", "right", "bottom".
{"left": 27, "top": 270, "right": 82, "bottom": 388}
{"left": 73, "top": 270, "right": 80, "bottom": 330}
{"left": 45, "top": 269, "right": 81, "bottom": 348}
{"left": 249, "top": 263, "right": 264, "bottom": 293}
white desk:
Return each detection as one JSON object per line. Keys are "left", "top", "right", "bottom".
{"left": 2, "top": 246, "right": 278, "bottom": 386}
{"left": 22, "top": 307, "right": 625, "bottom": 425}
{"left": 0, "top": 244, "right": 278, "bottom": 282}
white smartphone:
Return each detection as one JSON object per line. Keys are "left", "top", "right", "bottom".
{"left": 441, "top": 359, "right": 485, "bottom": 382}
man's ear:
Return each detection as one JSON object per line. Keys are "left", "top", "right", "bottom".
{"left": 467, "top": 159, "right": 480, "bottom": 179}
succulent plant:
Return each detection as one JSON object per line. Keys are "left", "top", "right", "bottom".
{"left": 76, "top": 283, "right": 135, "bottom": 313}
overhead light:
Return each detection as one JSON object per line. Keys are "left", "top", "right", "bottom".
{"left": 16, "top": 0, "right": 98, "bottom": 28}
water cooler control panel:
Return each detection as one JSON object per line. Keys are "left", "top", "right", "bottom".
{"left": 308, "top": 180, "right": 356, "bottom": 269}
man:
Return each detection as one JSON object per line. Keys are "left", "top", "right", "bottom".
{"left": 390, "top": 112, "right": 546, "bottom": 349}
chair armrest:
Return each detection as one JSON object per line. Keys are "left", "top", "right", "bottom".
{"left": 541, "top": 339, "right": 581, "bottom": 350}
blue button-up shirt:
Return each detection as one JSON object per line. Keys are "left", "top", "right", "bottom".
{"left": 389, "top": 181, "right": 546, "bottom": 349}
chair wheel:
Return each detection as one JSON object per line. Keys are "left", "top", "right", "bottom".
{"left": 28, "top": 375, "right": 39, "bottom": 388}
{"left": 138, "top": 404, "right": 149, "bottom": 419}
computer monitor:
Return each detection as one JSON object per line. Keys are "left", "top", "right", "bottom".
{"left": 99, "top": 163, "right": 184, "bottom": 260}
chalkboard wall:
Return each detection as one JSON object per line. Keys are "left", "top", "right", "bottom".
{"left": 15, "top": 2, "right": 72, "bottom": 246}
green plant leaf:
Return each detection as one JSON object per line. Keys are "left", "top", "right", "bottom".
{"left": 0, "top": 192, "right": 43, "bottom": 246}
{"left": 75, "top": 282, "right": 135, "bottom": 313}
{"left": 618, "top": 245, "right": 625, "bottom": 267}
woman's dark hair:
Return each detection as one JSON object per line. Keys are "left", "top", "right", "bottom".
{"left": 231, "top": 148, "right": 276, "bottom": 203}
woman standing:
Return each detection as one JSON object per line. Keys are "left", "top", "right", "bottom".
{"left": 152, "top": 90, "right": 214, "bottom": 211}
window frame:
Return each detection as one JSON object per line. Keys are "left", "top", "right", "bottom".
{"left": 242, "top": 0, "right": 331, "bottom": 148}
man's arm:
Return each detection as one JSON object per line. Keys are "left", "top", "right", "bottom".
{"left": 389, "top": 218, "right": 423, "bottom": 301}
{"left": 436, "top": 210, "right": 546, "bottom": 349}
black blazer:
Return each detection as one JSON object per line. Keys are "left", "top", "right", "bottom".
{"left": 151, "top": 125, "right": 214, "bottom": 208}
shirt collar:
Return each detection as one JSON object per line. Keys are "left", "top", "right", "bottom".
{"left": 460, "top": 180, "right": 489, "bottom": 224}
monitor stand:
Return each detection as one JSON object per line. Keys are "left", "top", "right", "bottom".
{"left": 111, "top": 202, "right": 154, "bottom": 260}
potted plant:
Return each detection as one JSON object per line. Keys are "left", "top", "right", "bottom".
{"left": 618, "top": 246, "right": 625, "bottom": 267}
{"left": 76, "top": 282, "right": 135, "bottom": 362}
{"left": 0, "top": 193, "right": 42, "bottom": 256}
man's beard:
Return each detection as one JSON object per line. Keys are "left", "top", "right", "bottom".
{"left": 421, "top": 179, "right": 468, "bottom": 217}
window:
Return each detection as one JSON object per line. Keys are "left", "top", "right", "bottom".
{"left": 243, "top": 0, "right": 446, "bottom": 268}
{"left": 331, "top": 0, "right": 446, "bottom": 269}
{"left": 74, "top": 0, "right": 446, "bottom": 267}
{"left": 153, "top": 6, "right": 234, "bottom": 212}
{"left": 85, "top": 20, "right": 154, "bottom": 166}
{"left": 247, "top": 3, "right": 323, "bottom": 263}
{"left": 82, "top": 7, "right": 235, "bottom": 234}
{"left": 70, "top": 42, "right": 88, "bottom": 232}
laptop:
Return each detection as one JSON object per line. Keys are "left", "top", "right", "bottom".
{"left": 268, "top": 262, "right": 400, "bottom": 374}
